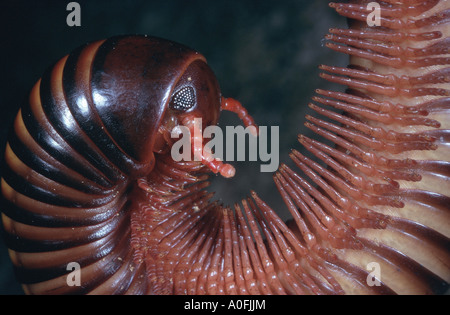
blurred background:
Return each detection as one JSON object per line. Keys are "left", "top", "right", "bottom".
{"left": 0, "top": 0, "right": 346, "bottom": 294}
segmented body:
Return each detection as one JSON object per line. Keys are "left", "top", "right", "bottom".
{"left": 1, "top": 1, "right": 449, "bottom": 294}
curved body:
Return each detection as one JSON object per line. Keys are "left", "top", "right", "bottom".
{"left": 1, "top": 35, "right": 222, "bottom": 294}
{"left": 1, "top": 1, "right": 449, "bottom": 294}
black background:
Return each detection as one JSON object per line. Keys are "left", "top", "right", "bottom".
{"left": 0, "top": 0, "right": 346, "bottom": 294}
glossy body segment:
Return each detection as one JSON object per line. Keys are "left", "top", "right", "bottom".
{"left": 90, "top": 36, "right": 205, "bottom": 164}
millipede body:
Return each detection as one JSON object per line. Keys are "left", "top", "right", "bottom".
{"left": 1, "top": 0, "right": 449, "bottom": 294}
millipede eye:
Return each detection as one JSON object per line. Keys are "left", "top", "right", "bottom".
{"left": 169, "top": 86, "right": 196, "bottom": 111}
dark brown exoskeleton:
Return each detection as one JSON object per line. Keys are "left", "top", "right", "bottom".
{"left": 0, "top": 35, "right": 255, "bottom": 294}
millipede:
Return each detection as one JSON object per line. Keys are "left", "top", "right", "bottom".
{"left": 0, "top": 0, "right": 449, "bottom": 295}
